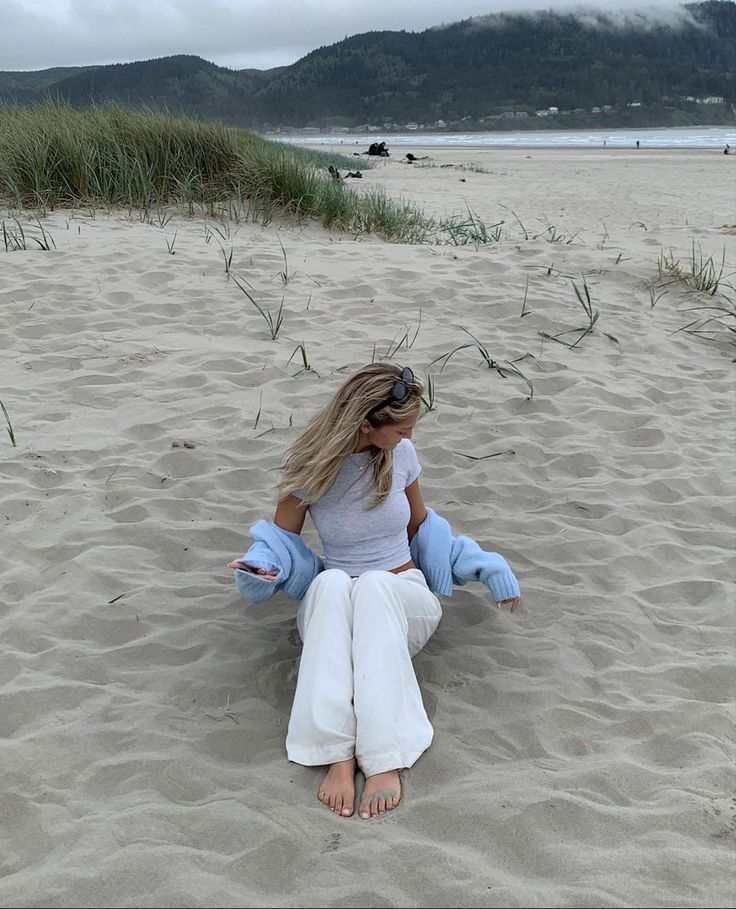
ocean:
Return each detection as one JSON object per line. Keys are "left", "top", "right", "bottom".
{"left": 271, "top": 125, "right": 735, "bottom": 150}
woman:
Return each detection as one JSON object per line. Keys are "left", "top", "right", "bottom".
{"left": 228, "top": 363, "right": 520, "bottom": 820}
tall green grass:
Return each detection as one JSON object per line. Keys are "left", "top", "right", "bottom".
{"left": 0, "top": 102, "right": 515, "bottom": 244}
{"left": 0, "top": 101, "right": 439, "bottom": 241}
{"left": 0, "top": 102, "right": 242, "bottom": 211}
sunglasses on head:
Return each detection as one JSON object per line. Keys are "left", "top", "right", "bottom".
{"left": 366, "top": 366, "right": 416, "bottom": 419}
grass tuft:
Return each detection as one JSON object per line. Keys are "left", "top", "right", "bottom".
{"left": 438, "top": 205, "right": 503, "bottom": 246}
{"left": 1, "top": 400, "right": 16, "bottom": 446}
{"left": 539, "top": 275, "right": 618, "bottom": 349}
{"left": 233, "top": 277, "right": 285, "bottom": 339}
{"left": 657, "top": 241, "right": 730, "bottom": 296}
{"left": 430, "top": 327, "right": 534, "bottom": 398}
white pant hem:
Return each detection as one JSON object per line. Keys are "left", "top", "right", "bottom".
{"left": 358, "top": 743, "right": 431, "bottom": 778}
{"left": 287, "top": 746, "right": 355, "bottom": 767}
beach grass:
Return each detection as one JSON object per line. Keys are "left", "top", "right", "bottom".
{"left": 652, "top": 242, "right": 735, "bottom": 350}
{"left": 430, "top": 327, "right": 535, "bottom": 399}
{"left": 1, "top": 400, "right": 16, "bottom": 447}
{"left": 2, "top": 215, "right": 55, "bottom": 250}
{"left": 438, "top": 205, "right": 503, "bottom": 245}
{"left": 0, "top": 102, "right": 509, "bottom": 244}
{"left": 0, "top": 101, "right": 442, "bottom": 241}
{"left": 232, "top": 277, "right": 286, "bottom": 339}
{"left": 657, "top": 241, "right": 730, "bottom": 296}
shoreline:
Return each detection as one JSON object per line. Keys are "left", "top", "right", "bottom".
{"left": 268, "top": 123, "right": 736, "bottom": 151}
{"left": 308, "top": 144, "right": 728, "bottom": 156}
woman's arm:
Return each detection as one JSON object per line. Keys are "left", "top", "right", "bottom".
{"left": 406, "top": 479, "right": 428, "bottom": 542}
{"left": 274, "top": 494, "right": 308, "bottom": 534}
{"left": 227, "top": 495, "right": 307, "bottom": 577}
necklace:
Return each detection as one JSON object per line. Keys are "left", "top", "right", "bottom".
{"left": 347, "top": 452, "right": 373, "bottom": 477}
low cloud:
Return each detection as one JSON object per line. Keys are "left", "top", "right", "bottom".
{"left": 2, "top": 0, "right": 689, "bottom": 71}
{"left": 463, "top": 3, "right": 697, "bottom": 31}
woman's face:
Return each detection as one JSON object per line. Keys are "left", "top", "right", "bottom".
{"left": 357, "top": 408, "right": 420, "bottom": 451}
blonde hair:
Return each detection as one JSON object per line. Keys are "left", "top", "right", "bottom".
{"left": 278, "top": 362, "right": 423, "bottom": 507}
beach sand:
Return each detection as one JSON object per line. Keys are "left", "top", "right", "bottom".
{"left": 1, "top": 147, "right": 734, "bottom": 908}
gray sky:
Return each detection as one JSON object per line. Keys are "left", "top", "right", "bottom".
{"left": 2, "top": 0, "right": 688, "bottom": 72}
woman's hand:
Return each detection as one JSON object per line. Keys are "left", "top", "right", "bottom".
{"left": 227, "top": 560, "right": 278, "bottom": 581}
{"left": 496, "top": 597, "right": 521, "bottom": 613}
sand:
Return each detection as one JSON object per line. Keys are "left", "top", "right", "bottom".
{"left": 1, "top": 147, "right": 734, "bottom": 909}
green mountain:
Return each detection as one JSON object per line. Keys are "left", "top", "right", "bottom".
{"left": 1, "top": 1, "right": 734, "bottom": 131}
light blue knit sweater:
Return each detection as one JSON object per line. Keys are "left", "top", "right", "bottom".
{"left": 233, "top": 507, "right": 520, "bottom": 605}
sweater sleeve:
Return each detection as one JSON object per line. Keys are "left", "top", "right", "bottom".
{"left": 232, "top": 520, "right": 324, "bottom": 604}
{"left": 409, "top": 507, "right": 521, "bottom": 602}
{"left": 450, "top": 535, "right": 521, "bottom": 602}
{"left": 232, "top": 540, "right": 284, "bottom": 603}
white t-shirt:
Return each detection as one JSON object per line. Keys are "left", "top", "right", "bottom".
{"left": 298, "top": 439, "right": 421, "bottom": 576}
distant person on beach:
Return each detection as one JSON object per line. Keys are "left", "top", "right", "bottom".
{"left": 366, "top": 141, "right": 390, "bottom": 157}
{"left": 228, "top": 363, "right": 521, "bottom": 819}
{"left": 725, "top": 145, "right": 731, "bottom": 155}
{"left": 636, "top": 140, "right": 640, "bottom": 148}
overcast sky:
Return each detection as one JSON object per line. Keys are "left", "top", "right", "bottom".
{"left": 2, "top": 0, "right": 688, "bottom": 72}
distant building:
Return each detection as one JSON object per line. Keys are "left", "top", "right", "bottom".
{"left": 699, "top": 96, "right": 725, "bottom": 104}
{"left": 535, "top": 109, "right": 549, "bottom": 117}
{"left": 627, "top": 101, "right": 642, "bottom": 108}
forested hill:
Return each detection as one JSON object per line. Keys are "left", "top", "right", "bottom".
{"left": 1, "top": 0, "right": 734, "bottom": 131}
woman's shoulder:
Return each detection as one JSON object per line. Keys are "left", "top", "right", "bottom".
{"left": 395, "top": 438, "right": 421, "bottom": 476}
{"left": 396, "top": 438, "right": 419, "bottom": 457}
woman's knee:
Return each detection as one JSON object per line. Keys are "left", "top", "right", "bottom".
{"left": 352, "top": 569, "right": 394, "bottom": 597}
{"left": 310, "top": 568, "right": 353, "bottom": 595}
{"left": 302, "top": 569, "right": 353, "bottom": 613}
{"left": 302, "top": 570, "right": 352, "bottom": 614}
{"left": 351, "top": 571, "right": 405, "bottom": 621}
{"left": 353, "top": 570, "right": 440, "bottom": 624}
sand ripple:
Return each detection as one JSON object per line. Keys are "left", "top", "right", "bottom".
{"left": 1, "top": 149, "right": 734, "bottom": 907}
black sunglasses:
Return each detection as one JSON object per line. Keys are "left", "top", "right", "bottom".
{"left": 366, "top": 367, "right": 416, "bottom": 419}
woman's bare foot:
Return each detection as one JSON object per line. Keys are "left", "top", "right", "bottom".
{"left": 318, "top": 758, "right": 356, "bottom": 817}
{"left": 359, "top": 769, "right": 401, "bottom": 819}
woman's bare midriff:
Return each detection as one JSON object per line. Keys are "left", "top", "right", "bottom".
{"left": 389, "top": 559, "right": 416, "bottom": 574}
{"left": 351, "top": 560, "right": 415, "bottom": 579}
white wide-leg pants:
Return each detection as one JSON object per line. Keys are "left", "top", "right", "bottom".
{"left": 286, "top": 568, "right": 442, "bottom": 778}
